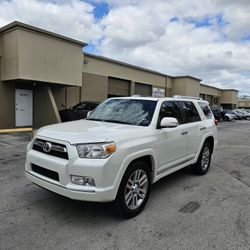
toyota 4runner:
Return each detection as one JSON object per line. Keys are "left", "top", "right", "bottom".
{"left": 25, "top": 96, "right": 217, "bottom": 217}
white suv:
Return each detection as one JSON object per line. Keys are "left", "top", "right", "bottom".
{"left": 25, "top": 96, "right": 217, "bottom": 217}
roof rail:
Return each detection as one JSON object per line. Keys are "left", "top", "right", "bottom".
{"left": 173, "top": 95, "right": 203, "bottom": 100}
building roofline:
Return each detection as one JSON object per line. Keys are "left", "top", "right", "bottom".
{"left": 174, "top": 75, "right": 202, "bottom": 81}
{"left": 0, "top": 21, "right": 87, "bottom": 47}
{"left": 85, "top": 53, "right": 208, "bottom": 83}
{"left": 200, "top": 83, "right": 221, "bottom": 90}
{"left": 85, "top": 53, "right": 241, "bottom": 93}
{"left": 201, "top": 83, "right": 238, "bottom": 92}
{"left": 84, "top": 52, "right": 169, "bottom": 77}
{"left": 222, "top": 88, "right": 239, "bottom": 92}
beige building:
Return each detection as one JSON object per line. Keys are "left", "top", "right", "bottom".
{"left": 0, "top": 21, "right": 239, "bottom": 129}
{"left": 238, "top": 99, "right": 250, "bottom": 108}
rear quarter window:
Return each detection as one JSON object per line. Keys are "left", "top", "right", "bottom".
{"left": 198, "top": 102, "right": 213, "bottom": 119}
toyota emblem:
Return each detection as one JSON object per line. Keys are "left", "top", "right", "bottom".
{"left": 43, "top": 142, "right": 52, "bottom": 153}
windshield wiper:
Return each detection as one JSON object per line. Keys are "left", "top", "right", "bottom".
{"left": 86, "top": 118, "right": 104, "bottom": 121}
{"left": 87, "top": 118, "right": 133, "bottom": 125}
{"left": 103, "top": 119, "right": 134, "bottom": 125}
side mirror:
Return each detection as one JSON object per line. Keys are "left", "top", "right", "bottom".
{"left": 160, "top": 117, "right": 178, "bottom": 128}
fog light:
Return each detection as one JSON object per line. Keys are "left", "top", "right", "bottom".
{"left": 71, "top": 175, "right": 95, "bottom": 186}
{"left": 71, "top": 175, "right": 84, "bottom": 185}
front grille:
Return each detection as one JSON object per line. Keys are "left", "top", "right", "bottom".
{"left": 33, "top": 139, "right": 68, "bottom": 159}
{"left": 32, "top": 164, "right": 59, "bottom": 181}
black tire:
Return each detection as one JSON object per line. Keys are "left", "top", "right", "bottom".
{"left": 115, "top": 161, "right": 151, "bottom": 218}
{"left": 192, "top": 142, "right": 212, "bottom": 175}
{"left": 224, "top": 116, "right": 229, "bottom": 121}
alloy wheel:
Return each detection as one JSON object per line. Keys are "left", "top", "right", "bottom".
{"left": 124, "top": 169, "right": 148, "bottom": 210}
{"left": 201, "top": 147, "right": 210, "bottom": 171}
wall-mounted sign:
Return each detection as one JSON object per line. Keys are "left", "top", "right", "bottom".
{"left": 152, "top": 87, "right": 165, "bottom": 98}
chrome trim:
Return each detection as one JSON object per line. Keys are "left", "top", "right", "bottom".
{"left": 157, "top": 156, "right": 194, "bottom": 175}
{"left": 34, "top": 139, "right": 67, "bottom": 153}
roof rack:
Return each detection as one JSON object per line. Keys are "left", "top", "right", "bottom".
{"left": 173, "top": 95, "right": 203, "bottom": 100}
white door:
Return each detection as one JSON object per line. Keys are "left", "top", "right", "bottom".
{"left": 157, "top": 125, "right": 188, "bottom": 174}
{"left": 15, "top": 89, "right": 33, "bottom": 127}
{"left": 156, "top": 101, "right": 188, "bottom": 175}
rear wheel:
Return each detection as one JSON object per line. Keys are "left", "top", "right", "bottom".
{"left": 115, "top": 161, "right": 151, "bottom": 218}
{"left": 192, "top": 142, "right": 212, "bottom": 175}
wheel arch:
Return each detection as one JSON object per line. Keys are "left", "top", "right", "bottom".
{"left": 194, "top": 134, "right": 215, "bottom": 164}
{"left": 113, "top": 151, "right": 157, "bottom": 200}
{"left": 204, "top": 136, "right": 214, "bottom": 154}
{"left": 126, "top": 155, "right": 155, "bottom": 183}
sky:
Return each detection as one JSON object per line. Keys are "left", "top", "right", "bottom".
{"left": 0, "top": 0, "right": 250, "bottom": 95}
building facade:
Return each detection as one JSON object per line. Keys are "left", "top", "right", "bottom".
{"left": 238, "top": 99, "right": 250, "bottom": 108}
{"left": 0, "top": 21, "right": 239, "bottom": 129}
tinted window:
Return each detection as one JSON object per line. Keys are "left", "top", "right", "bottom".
{"left": 158, "top": 101, "right": 182, "bottom": 124}
{"left": 87, "top": 99, "right": 157, "bottom": 127}
{"left": 181, "top": 101, "right": 201, "bottom": 123}
{"left": 74, "top": 103, "right": 87, "bottom": 110}
{"left": 88, "top": 103, "right": 99, "bottom": 110}
{"left": 198, "top": 102, "right": 213, "bottom": 119}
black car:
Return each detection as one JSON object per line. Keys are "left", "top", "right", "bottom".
{"left": 59, "top": 101, "right": 99, "bottom": 122}
{"left": 211, "top": 106, "right": 223, "bottom": 121}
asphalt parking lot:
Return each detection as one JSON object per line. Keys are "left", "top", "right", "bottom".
{"left": 0, "top": 121, "right": 250, "bottom": 250}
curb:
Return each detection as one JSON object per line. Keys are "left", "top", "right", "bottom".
{"left": 0, "top": 128, "right": 33, "bottom": 134}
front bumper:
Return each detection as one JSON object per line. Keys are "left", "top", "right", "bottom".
{"left": 25, "top": 171, "right": 115, "bottom": 202}
{"left": 25, "top": 137, "right": 119, "bottom": 202}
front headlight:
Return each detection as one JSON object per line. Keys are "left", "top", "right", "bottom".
{"left": 76, "top": 142, "right": 116, "bottom": 159}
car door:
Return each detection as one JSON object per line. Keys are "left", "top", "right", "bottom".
{"left": 179, "top": 101, "right": 203, "bottom": 159}
{"left": 156, "top": 101, "right": 188, "bottom": 175}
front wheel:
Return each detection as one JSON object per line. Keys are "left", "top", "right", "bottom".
{"left": 192, "top": 142, "right": 212, "bottom": 175}
{"left": 115, "top": 161, "right": 151, "bottom": 218}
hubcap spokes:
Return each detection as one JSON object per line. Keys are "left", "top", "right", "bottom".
{"left": 201, "top": 147, "right": 210, "bottom": 171}
{"left": 125, "top": 169, "right": 148, "bottom": 210}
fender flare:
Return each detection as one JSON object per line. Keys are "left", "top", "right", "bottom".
{"left": 112, "top": 149, "right": 158, "bottom": 197}
{"left": 194, "top": 133, "right": 215, "bottom": 163}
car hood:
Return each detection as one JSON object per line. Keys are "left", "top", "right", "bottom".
{"left": 37, "top": 120, "right": 147, "bottom": 144}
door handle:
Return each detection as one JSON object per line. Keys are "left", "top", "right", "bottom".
{"left": 181, "top": 131, "right": 188, "bottom": 135}
{"left": 200, "top": 127, "right": 206, "bottom": 131}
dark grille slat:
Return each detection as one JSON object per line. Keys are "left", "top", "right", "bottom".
{"left": 32, "top": 139, "right": 69, "bottom": 159}
{"left": 32, "top": 164, "right": 59, "bottom": 181}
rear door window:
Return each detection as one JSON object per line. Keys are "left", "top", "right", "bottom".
{"left": 181, "top": 101, "right": 201, "bottom": 123}
{"left": 198, "top": 102, "right": 213, "bottom": 119}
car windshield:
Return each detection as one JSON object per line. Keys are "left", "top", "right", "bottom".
{"left": 86, "top": 99, "right": 157, "bottom": 126}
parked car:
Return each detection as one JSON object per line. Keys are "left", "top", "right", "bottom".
{"left": 211, "top": 106, "right": 223, "bottom": 121}
{"left": 237, "top": 109, "right": 250, "bottom": 120}
{"left": 26, "top": 96, "right": 217, "bottom": 218}
{"left": 59, "top": 101, "right": 99, "bottom": 122}
{"left": 223, "top": 111, "right": 237, "bottom": 121}
{"left": 231, "top": 110, "right": 244, "bottom": 120}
